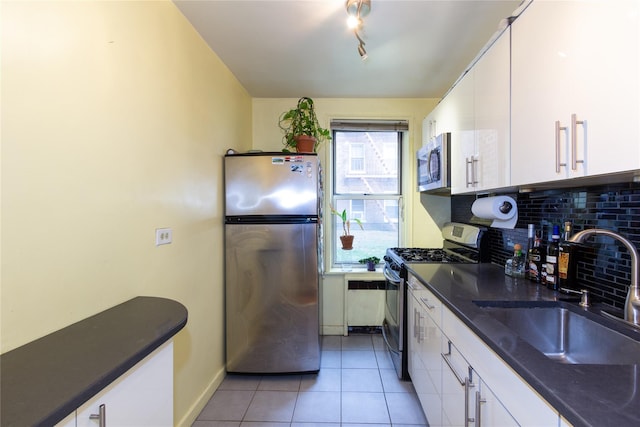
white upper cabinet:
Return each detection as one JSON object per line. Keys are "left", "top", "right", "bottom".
{"left": 511, "top": 0, "right": 640, "bottom": 187}
{"left": 450, "top": 28, "right": 511, "bottom": 194}
{"left": 449, "top": 70, "right": 476, "bottom": 194}
{"left": 473, "top": 28, "right": 511, "bottom": 193}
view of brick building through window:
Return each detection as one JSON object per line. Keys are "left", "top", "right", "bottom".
{"left": 332, "top": 130, "right": 402, "bottom": 267}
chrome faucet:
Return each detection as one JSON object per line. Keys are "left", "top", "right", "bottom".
{"left": 569, "top": 229, "right": 640, "bottom": 326}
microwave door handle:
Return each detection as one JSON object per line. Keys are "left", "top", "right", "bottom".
{"left": 428, "top": 150, "right": 440, "bottom": 182}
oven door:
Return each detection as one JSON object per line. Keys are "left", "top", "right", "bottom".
{"left": 382, "top": 263, "right": 408, "bottom": 379}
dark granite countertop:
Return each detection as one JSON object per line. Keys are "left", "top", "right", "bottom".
{"left": 0, "top": 296, "right": 188, "bottom": 427}
{"left": 406, "top": 263, "right": 640, "bottom": 427}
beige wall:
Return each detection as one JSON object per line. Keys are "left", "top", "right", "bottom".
{"left": 2, "top": 2, "right": 449, "bottom": 425}
{"left": 253, "top": 99, "right": 450, "bottom": 336}
{"left": 1, "top": 1, "right": 251, "bottom": 425}
{"left": 252, "top": 97, "right": 450, "bottom": 249}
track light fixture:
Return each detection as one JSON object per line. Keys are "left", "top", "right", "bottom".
{"left": 345, "top": 0, "right": 371, "bottom": 60}
{"left": 355, "top": 31, "right": 367, "bottom": 60}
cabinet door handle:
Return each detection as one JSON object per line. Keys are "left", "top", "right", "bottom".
{"left": 413, "top": 307, "right": 418, "bottom": 338}
{"left": 471, "top": 156, "right": 479, "bottom": 186}
{"left": 465, "top": 157, "right": 473, "bottom": 187}
{"left": 555, "top": 120, "right": 567, "bottom": 173}
{"left": 464, "top": 377, "right": 475, "bottom": 427}
{"left": 89, "top": 403, "right": 106, "bottom": 427}
{"left": 417, "top": 312, "right": 425, "bottom": 343}
{"left": 475, "top": 391, "right": 487, "bottom": 427}
{"left": 571, "top": 113, "right": 585, "bottom": 171}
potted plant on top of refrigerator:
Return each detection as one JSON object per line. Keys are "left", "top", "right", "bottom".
{"left": 330, "top": 205, "right": 363, "bottom": 250}
{"left": 278, "top": 97, "right": 331, "bottom": 153}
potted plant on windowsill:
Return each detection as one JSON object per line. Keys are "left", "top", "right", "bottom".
{"left": 330, "top": 205, "right": 363, "bottom": 250}
{"left": 278, "top": 97, "right": 331, "bottom": 153}
{"left": 359, "top": 256, "right": 380, "bottom": 271}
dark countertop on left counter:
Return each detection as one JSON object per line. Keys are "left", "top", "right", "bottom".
{"left": 0, "top": 296, "right": 188, "bottom": 427}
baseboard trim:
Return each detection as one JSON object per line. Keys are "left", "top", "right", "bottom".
{"left": 322, "top": 325, "right": 346, "bottom": 336}
{"left": 176, "top": 366, "right": 225, "bottom": 427}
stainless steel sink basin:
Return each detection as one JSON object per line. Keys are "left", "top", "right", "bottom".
{"left": 475, "top": 302, "right": 640, "bottom": 365}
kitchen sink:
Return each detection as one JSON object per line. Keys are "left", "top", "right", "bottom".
{"left": 474, "top": 301, "right": 640, "bottom": 365}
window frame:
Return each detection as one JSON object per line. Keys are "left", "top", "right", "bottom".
{"left": 329, "top": 124, "right": 406, "bottom": 270}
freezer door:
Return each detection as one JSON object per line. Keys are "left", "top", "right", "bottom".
{"left": 225, "top": 154, "right": 319, "bottom": 217}
{"left": 225, "top": 222, "right": 320, "bottom": 373}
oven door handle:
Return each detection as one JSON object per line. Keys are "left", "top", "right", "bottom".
{"left": 383, "top": 265, "right": 402, "bottom": 284}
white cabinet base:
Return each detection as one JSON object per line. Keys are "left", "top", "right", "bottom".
{"left": 73, "top": 341, "right": 173, "bottom": 427}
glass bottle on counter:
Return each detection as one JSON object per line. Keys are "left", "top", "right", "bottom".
{"left": 527, "top": 229, "right": 544, "bottom": 283}
{"left": 525, "top": 224, "right": 535, "bottom": 275}
{"left": 545, "top": 225, "right": 561, "bottom": 290}
{"left": 510, "top": 243, "right": 526, "bottom": 278}
{"left": 558, "top": 221, "right": 577, "bottom": 289}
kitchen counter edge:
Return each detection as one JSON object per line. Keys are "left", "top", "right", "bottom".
{"left": 406, "top": 262, "right": 640, "bottom": 427}
{"left": 0, "top": 296, "right": 188, "bottom": 427}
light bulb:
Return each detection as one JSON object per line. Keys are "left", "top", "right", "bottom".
{"left": 347, "top": 15, "right": 360, "bottom": 29}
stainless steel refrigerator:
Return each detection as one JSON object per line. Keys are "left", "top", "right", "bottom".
{"left": 224, "top": 152, "right": 321, "bottom": 374}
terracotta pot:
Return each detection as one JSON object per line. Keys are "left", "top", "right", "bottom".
{"left": 340, "top": 235, "right": 354, "bottom": 250}
{"left": 295, "top": 135, "right": 317, "bottom": 153}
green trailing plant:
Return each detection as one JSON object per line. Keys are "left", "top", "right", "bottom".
{"left": 278, "top": 97, "right": 331, "bottom": 152}
{"left": 358, "top": 256, "right": 380, "bottom": 265}
{"left": 330, "top": 205, "right": 364, "bottom": 236}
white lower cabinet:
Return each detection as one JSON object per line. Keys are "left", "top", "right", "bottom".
{"left": 407, "top": 272, "right": 561, "bottom": 427}
{"left": 408, "top": 279, "right": 444, "bottom": 426}
{"left": 442, "top": 306, "right": 559, "bottom": 426}
{"left": 442, "top": 341, "right": 518, "bottom": 427}
{"left": 441, "top": 340, "right": 472, "bottom": 427}
{"left": 56, "top": 340, "right": 174, "bottom": 427}
{"left": 476, "top": 377, "right": 519, "bottom": 427}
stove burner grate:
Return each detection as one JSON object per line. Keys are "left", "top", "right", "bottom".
{"left": 389, "top": 247, "right": 466, "bottom": 263}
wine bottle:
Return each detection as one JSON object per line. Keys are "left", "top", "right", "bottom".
{"left": 525, "top": 224, "right": 535, "bottom": 275}
{"left": 558, "top": 221, "right": 577, "bottom": 289}
{"left": 545, "top": 225, "right": 561, "bottom": 290}
{"left": 527, "top": 229, "right": 544, "bottom": 283}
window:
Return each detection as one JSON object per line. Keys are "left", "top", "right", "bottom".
{"left": 349, "top": 143, "right": 365, "bottom": 173}
{"left": 331, "top": 120, "right": 406, "bottom": 268}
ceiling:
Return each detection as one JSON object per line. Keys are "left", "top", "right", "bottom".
{"left": 173, "top": 0, "right": 523, "bottom": 99}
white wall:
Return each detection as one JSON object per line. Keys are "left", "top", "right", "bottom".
{"left": 2, "top": 2, "right": 451, "bottom": 424}
{"left": 1, "top": 1, "right": 251, "bottom": 425}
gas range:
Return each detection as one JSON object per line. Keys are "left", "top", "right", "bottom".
{"left": 384, "top": 222, "right": 488, "bottom": 270}
{"left": 381, "top": 222, "right": 488, "bottom": 381}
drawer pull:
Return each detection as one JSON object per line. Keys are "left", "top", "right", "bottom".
{"left": 441, "top": 341, "right": 465, "bottom": 386}
{"left": 419, "top": 297, "right": 435, "bottom": 310}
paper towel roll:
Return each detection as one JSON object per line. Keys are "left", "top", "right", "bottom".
{"left": 472, "top": 196, "right": 518, "bottom": 229}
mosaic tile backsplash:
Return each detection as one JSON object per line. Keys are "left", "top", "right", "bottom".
{"left": 451, "top": 182, "right": 640, "bottom": 310}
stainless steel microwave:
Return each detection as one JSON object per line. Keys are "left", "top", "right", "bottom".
{"left": 417, "top": 132, "right": 451, "bottom": 194}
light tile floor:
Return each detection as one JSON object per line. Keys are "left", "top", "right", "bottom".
{"left": 193, "top": 334, "right": 428, "bottom": 427}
